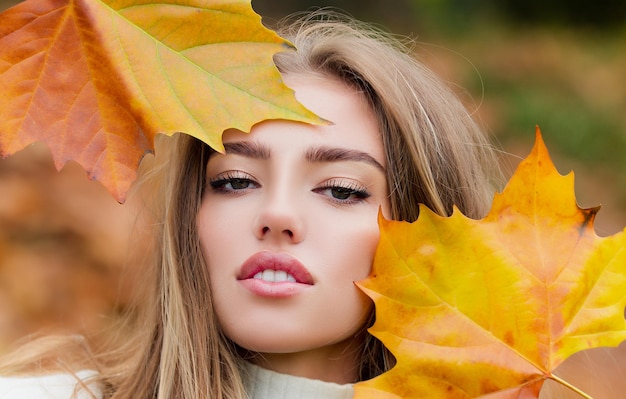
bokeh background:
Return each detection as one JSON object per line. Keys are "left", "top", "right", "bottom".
{"left": 1, "top": 0, "right": 624, "bottom": 394}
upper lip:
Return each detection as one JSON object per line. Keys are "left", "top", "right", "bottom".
{"left": 237, "top": 251, "right": 314, "bottom": 285}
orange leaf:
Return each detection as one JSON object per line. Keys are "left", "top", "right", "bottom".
{"left": 0, "top": 0, "right": 320, "bottom": 202}
{"left": 355, "top": 127, "right": 626, "bottom": 398}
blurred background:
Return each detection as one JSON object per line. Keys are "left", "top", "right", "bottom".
{"left": 0, "top": 0, "right": 624, "bottom": 393}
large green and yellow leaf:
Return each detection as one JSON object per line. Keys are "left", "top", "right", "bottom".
{"left": 355, "top": 128, "right": 626, "bottom": 398}
{"left": 0, "top": 0, "right": 319, "bottom": 201}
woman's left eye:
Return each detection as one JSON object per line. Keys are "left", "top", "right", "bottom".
{"left": 314, "top": 181, "right": 371, "bottom": 204}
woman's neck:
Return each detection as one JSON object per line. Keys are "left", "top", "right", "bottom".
{"left": 250, "top": 338, "right": 362, "bottom": 384}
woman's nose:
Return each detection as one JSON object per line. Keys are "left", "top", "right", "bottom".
{"left": 253, "top": 190, "right": 305, "bottom": 244}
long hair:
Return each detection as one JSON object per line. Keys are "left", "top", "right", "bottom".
{"left": 274, "top": 11, "right": 499, "bottom": 221}
{"left": 0, "top": 11, "right": 500, "bottom": 399}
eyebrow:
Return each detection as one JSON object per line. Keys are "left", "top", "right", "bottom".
{"left": 305, "top": 146, "right": 386, "bottom": 173}
{"left": 223, "top": 142, "right": 270, "bottom": 159}
{"left": 222, "top": 141, "right": 385, "bottom": 173}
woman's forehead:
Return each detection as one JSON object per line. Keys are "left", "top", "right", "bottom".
{"left": 221, "top": 75, "right": 385, "bottom": 165}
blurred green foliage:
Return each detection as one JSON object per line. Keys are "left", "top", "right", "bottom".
{"left": 254, "top": 0, "right": 626, "bottom": 32}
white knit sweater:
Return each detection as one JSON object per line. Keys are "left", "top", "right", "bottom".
{"left": 0, "top": 370, "right": 100, "bottom": 399}
{"left": 243, "top": 362, "right": 354, "bottom": 399}
{"left": 0, "top": 365, "right": 354, "bottom": 399}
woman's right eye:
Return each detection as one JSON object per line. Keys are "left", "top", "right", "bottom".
{"left": 209, "top": 172, "right": 259, "bottom": 193}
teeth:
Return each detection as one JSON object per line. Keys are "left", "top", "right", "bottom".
{"left": 253, "top": 270, "right": 297, "bottom": 283}
{"left": 274, "top": 270, "right": 287, "bottom": 282}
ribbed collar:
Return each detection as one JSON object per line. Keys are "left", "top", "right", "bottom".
{"left": 243, "top": 362, "right": 354, "bottom": 399}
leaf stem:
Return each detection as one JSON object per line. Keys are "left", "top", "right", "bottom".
{"left": 549, "top": 375, "right": 593, "bottom": 399}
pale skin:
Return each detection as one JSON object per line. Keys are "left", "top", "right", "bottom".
{"left": 196, "top": 75, "right": 390, "bottom": 384}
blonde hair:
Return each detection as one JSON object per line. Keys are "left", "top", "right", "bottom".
{"left": 1, "top": 11, "right": 500, "bottom": 399}
{"left": 275, "top": 11, "right": 498, "bottom": 221}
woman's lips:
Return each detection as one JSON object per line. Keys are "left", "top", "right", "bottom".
{"left": 237, "top": 251, "right": 313, "bottom": 297}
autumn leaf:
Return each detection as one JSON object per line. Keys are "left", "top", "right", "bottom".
{"left": 0, "top": 0, "right": 320, "bottom": 202}
{"left": 355, "top": 128, "right": 626, "bottom": 398}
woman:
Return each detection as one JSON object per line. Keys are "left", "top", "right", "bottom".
{"left": 0, "top": 11, "right": 499, "bottom": 398}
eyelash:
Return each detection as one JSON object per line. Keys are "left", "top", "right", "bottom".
{"left": 209, "top": 171, "right": 258, "bottom": 194}
{"left": 313, "top": 179, "right": 371, "bottom": 205}
{"left": 208, "top": 173, "right": 370, "bottom": 204}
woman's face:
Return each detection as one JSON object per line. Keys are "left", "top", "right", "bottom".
{"left": 197, "top": 75, "right": 389, "bottom": 380}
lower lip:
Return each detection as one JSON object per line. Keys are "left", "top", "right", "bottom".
{"left": 239, "top": 279, "right": 311, "bottom": 298}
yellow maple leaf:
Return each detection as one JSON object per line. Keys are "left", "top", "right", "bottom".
{"left": 0, "top": 0, "right": 320, "bottom": 202}
{"left": 355, "top": 128, "right": 626, "bottom": 398}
